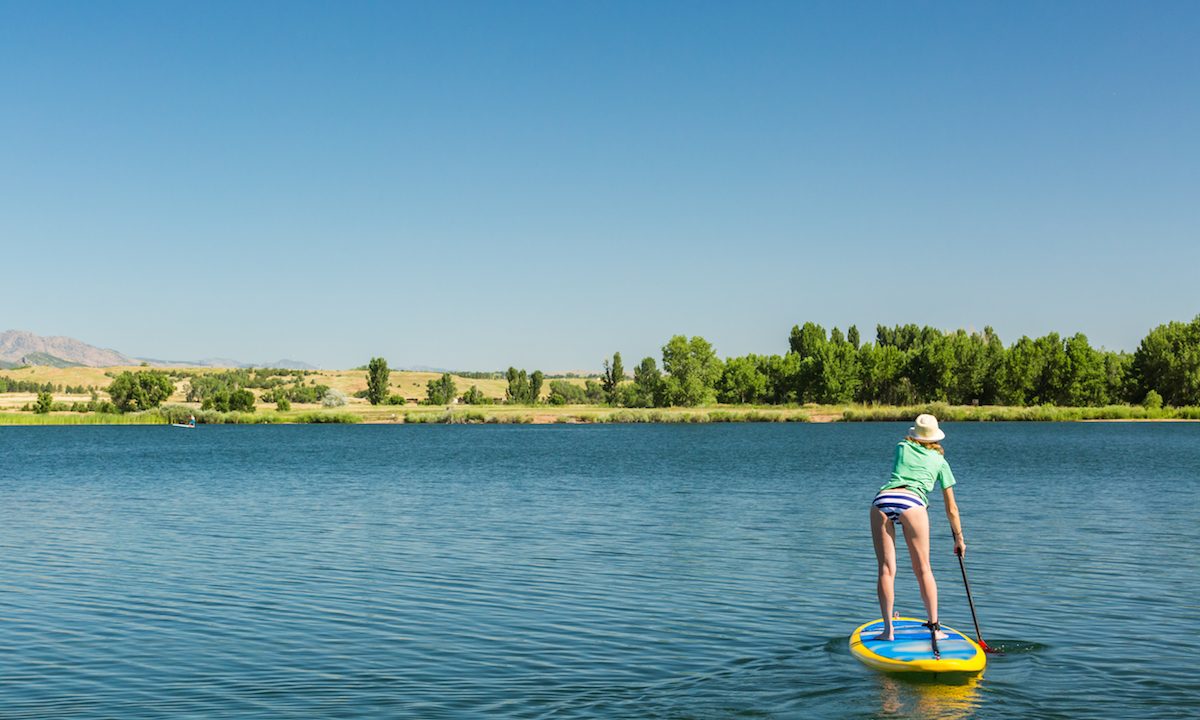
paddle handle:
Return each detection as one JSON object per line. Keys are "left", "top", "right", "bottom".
{"left": 957, "top": 552, "right": 994, "bottom": 652}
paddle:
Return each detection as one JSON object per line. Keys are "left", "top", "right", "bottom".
{"left": 956, "top": 550, "right": 998, "bottom": 653}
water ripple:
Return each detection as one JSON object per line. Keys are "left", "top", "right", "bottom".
{"left": 1, "top": 423, "right": 1198, "bottom": 718}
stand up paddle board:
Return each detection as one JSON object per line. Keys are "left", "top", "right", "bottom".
{"left": 850, "top": 617, "right": 985, "bottom": 673}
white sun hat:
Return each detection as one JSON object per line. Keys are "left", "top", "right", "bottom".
{"left": 907, "top": 413, "right": 945, "bottom": 442}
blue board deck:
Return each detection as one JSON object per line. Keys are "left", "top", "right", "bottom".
{"left": 849, "top": 618, "right": 986, "bottom": 673}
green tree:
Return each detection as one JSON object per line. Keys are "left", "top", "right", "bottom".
{"left": 276, "top": 397, "right": 292, "bottom": 412}
{"left": 661, "top": 335, "right": 723, "bottom": 406}
{"left": 856, "top": 343, "right": 910, "bottom": 405}
{"left": 941, "top": 330, "right": 994, "bottom": 405}
{"left": 185, "top": 375, "right": 231, "bottom": 402}
{"left": 906, "top": 334, "right": 954, "bottom": 403}
{"left": 529, "top": 370, "right": 544, "bottom": 403}
{"left": 788, "top": 322, "right": 827, "bottom": 402}
{"left": 630, "top": 357, "right": 662, "bottom": 408}
{"left": 584, "top": 379, "right": 606, "bottom": 403}
{"left": 847, "top": 325, "right": 861, "bottom": 350}
{"left": 1129, "top": 315, "right": 1200, "bottom": 406}
{"left": 999, "top": 336, "right": 1040, "bottom": 406}
{"left": 504, "top": 368, "right": 542, "bottom": 403}
{"left": 506, "top": 367, "right": 529, "bottom": 403}
{"left": 789, "top": 322, "right": 827, "bottom": 359}
{"left": 758, "top": 353, "right": 801, "bottom": 404}
{"left": 366, "top": 357, "right": 390, "bottom": 405}
{"left": 1062, "top": 333, "right": 1108, "bottom": 406}
{"left": 1103, "top": 351, "right": 1132, "bottom": 404}
{"left": 1030, "top": 333, "right": 1069, "bottom": 405}
{"left": 601, "top": 352, "right": 625, "bottom": 404}
{"left": 548, "top": 380, "right": 587, "bottom": 405}
{"left": 106, "top": 371, "right": 175, "bottom": 412}
{"left": 229, "top": 389, "right": 256, "bottom": 412}
{"left": 717, "top": 355, "right": 767, "bottom": 404}
{"left": 426, "top": 373, "right": 458, "bottom": 405}
{"left": 34, "top": 391, "right": 53, "bottom": 414}
{"left": 814, "top": 340, "right": 861, "bottom": 404}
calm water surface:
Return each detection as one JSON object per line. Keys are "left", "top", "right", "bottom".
{"left": 1, "top": 422, "right": 1197, "bottom": 719}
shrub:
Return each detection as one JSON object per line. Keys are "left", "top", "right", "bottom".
{"left": 294, "top": 411, "right": 361, "bottom": 423}
{"left": 34, "top": 392, "right": 53, "bottom": 414}
{"left": 483, "top": 413, "right": 532, "bottom": 424}
{"left": 1143, "top": 390, "right": 1164, "bottom": 410}
{"left": 387, "top": 394, "right": 407, "bottom": 405}
{"left": 276, "top": 397, "right": 291, "bottom": 412}
{"left": 322, "top": 389, "right": 349, "bottom": 408}
{"left": 404, "top": 411, "right": 444, "bottom": 424}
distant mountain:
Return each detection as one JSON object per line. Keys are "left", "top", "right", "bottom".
{"left": 20, "top": 352, "right": 86, "bottom": 369}
{"left": 136, "top": 357, "right": 319, "bottom": 370}
{"left": 0, "top": 330, "right": 317, "bottom": 370}
{"left": 0, "top": 330, "right": 138, "bottom": 367}
{"left": 262, "top": 359, "right": 319, "bottom": 370}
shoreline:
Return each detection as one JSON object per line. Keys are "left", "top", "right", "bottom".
{"left": 3, "top": 406, "right": 1197, "bottom": 426}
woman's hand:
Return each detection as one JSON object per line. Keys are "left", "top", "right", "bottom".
{"left": 954, "top": 534, "right": 967, "bottom": 557}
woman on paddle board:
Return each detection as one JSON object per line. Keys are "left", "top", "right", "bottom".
{"left": 869, "top": 414, "right": 967, "bottom": 641}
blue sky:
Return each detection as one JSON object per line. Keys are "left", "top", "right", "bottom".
{"left": 3, "top": 1, "right": 1197, "bottom": 370}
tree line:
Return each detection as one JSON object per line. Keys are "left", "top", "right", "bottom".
{"left": 340, "top": 314, "right": 1200, "bottom": 412}
{"left": 0, "top": 377, "right": 98, "bottom": 394}
{"left": 585, "top": 315, "right": 1200, "bottom": 409}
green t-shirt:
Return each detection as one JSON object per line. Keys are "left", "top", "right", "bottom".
{"left": 878, "top": 440, "right": 956, "bottom": 503}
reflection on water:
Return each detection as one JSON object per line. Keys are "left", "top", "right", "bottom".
{"left": 873, "top": 672, "right": 983, "bottom": 720}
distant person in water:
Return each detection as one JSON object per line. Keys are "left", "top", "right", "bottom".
{"left": 869, "top": 414, "right": 967, "bottom": 641}
{"left": 189, "top": 415, "right": 195, "bottom": 427}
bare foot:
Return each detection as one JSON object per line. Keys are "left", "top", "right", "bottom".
{"left": 869, "top": 634, "right": 894, "bottom": 642}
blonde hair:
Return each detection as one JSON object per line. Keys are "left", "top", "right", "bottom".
{"left": 907, "top": 436, "right": 945, "bottom": 455}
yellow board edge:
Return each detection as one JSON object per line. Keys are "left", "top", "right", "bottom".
{"left": 849, "top": 617, "right": 986, "bottom": 674}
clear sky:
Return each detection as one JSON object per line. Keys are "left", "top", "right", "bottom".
{"left": 3, "top": 1, "right": 1197, "bottom": 371}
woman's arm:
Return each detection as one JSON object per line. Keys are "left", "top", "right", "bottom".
{"left": 942, "top": 486, "right": 966, "bottom": 557}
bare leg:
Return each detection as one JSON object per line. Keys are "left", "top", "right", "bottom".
{"left": 870, "top": 505, "right": 897, "bottom": 641}
{"left": 896, "top": 506, "right": 947, "bottom": 638}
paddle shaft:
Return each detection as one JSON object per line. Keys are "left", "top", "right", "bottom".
{"left": 957, "top": 552, "right": 993, "bottom": 652}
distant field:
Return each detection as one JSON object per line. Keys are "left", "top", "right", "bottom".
{"left": 0, "top": 365, "right": 580, "bottom": 411}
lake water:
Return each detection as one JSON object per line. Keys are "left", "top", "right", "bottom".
{"left": 1, "top": 422, "right": 1197, "bottom": 719}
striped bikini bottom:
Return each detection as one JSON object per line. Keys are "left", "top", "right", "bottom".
{"left": 872, "top": 490, "right": 927, "bottom": 522}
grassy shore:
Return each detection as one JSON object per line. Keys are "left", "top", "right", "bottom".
{"left": 840, "top": 402, "right": 1200, "bottom": 422}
